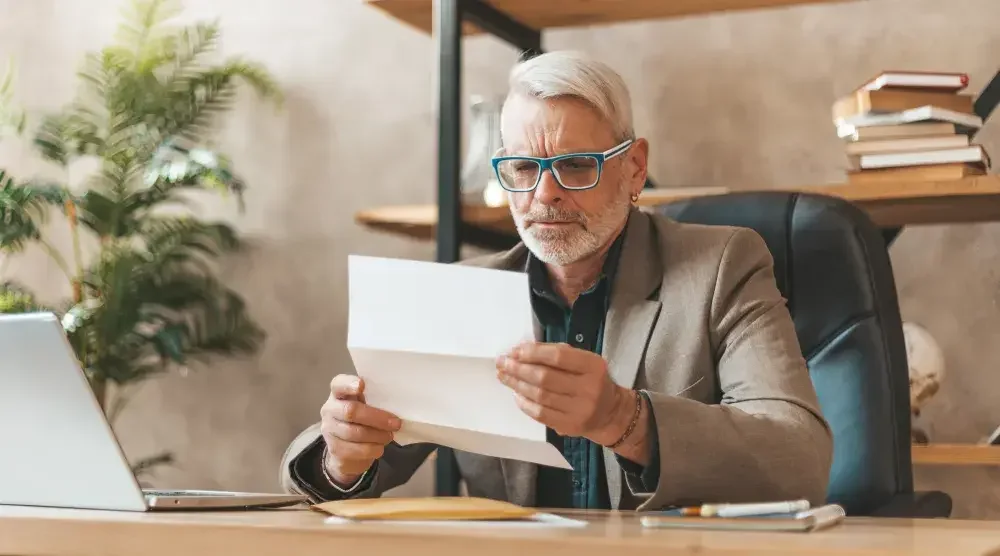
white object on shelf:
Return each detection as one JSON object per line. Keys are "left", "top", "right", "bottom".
{"left": 903, "top": 321, "right": 945, "bottom": 416}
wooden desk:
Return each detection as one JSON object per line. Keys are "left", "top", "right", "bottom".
{"left": 3, "top": 505, "right": 1000, "bottom": 556}
{"left": 355, "top": 176, "right": 1000, "bottom": 247}
{"left": 912, "top": 444, "right": 1000, "bottom": 466}
{"left": 366, "top": 0, "right": 862, "bottom": 36}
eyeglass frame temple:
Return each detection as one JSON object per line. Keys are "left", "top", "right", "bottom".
{"left": 490, "top": 138, "right": 635, "bottom": 192}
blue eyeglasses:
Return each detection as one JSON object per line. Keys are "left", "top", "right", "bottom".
{"left": 491, "top": 139, "right": 633, "bottom": 192}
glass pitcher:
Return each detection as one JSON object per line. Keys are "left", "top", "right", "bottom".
{"left": 461, "top": 95, "right": 507, "bottom": 207}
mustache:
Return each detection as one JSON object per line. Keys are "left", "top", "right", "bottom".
{"left": 520, "top": 204, "right": 587, "bottom": 226}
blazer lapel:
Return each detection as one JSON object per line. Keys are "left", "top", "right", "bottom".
{"left": 600, "top": 209, "right": 664, "bottom": 509}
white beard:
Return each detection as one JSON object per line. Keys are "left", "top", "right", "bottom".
{"left": 511, "top": 190, "right": 631, "bottom": 265}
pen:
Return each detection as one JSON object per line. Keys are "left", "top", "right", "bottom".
{"left": 679, "top": 499, "right": 811, "bottom": 518}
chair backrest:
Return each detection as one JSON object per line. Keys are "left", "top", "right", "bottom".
{"left": 657, "top": 191, "right": 913, "bottom": 515}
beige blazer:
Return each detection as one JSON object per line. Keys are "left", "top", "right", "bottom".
{"left": 280, "top": 208, "right": 833, "bottom": 511}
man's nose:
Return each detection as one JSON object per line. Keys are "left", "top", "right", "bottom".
{"left": 533, "top": 168, "right": 563, "bottom": 205}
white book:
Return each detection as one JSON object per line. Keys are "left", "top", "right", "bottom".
{"left": 836, "top": 105, "right": 982, "bottom": 138}
{"left": 861, "top": 72, "right": 968, "bottom": 92}
{"left": 852, "top": 145, "right": 987, "bottom": 170}
{"left": 844, "top": 134, "right": 970, "bottom": 155}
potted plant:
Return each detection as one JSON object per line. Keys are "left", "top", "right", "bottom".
{"left": 0, "top": 0, "right": 280, "bottom": 482}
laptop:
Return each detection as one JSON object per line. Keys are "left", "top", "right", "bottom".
{"left": 0, "top": 312, "right": 307, "bottom": 511}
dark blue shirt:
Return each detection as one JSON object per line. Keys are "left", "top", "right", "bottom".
{"left": 530, "top": 265, "right": 614, "bottom": 509}
{"left": 528, "top": 231, "right": 661, "bottom": 510}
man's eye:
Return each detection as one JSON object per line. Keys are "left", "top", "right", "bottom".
{"left": 559, "top": 158, "right": 596, "bottom": 170}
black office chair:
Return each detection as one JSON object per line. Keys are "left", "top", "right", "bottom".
{"left": 657, "top": 191, "right": 951, "bottom": 518}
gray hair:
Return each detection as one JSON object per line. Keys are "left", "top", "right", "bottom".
{"left": 506, "top": 51, "right": 635, "bottom": 142}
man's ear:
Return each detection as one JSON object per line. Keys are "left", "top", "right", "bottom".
{"left": 628, "top": 138, "right": 650, "bottom": 188}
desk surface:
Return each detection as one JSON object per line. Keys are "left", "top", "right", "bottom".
{"left": 3, "top": 504, "right": 1000, "bottom": 556}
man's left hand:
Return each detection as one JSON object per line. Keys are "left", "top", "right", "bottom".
{"left": 496, "top": 341, "right": 629, "bottom": 445}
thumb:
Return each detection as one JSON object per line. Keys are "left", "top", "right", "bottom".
{"left": 332, "top": 374, "right": 365, "bottom": 400}
{"left": 356, "top": 377, "right": 367, "bottom": 403}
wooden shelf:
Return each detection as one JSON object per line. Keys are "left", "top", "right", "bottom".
{"left": 355, "top": 176, "right": 1000, "bottom": 246}
{"left": 365, "top": 0, "right": 862, "bottom": 36}
{"left": 912, "top": 444, "right": 1000, "bottom": 465}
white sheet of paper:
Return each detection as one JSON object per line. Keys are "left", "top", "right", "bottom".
{"left": 347, "top": 255, "right": 571, "bottom": 469}
{"left": 324, "top": 513, "right": 587, "bottom": 528}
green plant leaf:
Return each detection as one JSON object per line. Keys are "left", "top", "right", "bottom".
{"left": 0, "top": 171, "right": 70, "bottom": 252}
{"left": 76, "top": 190, "right": 125, "bottom": 237}
{"left": 169, "top": 22, "right": 220, "bottom": 80}
{"left": 75, "top": 217, "right": 262, "bottom": 386}
{"left": 33, "top": 108, "right": 104, "bottom": 165}
{"left": 151, "top": 322, "right": 185, "bottom": 363}
{"left": 143, "top": 142, "right": 248, "bottom": 204}
{"left": 0, "top": 282, "right": 47, "bottom": 313}
{"left": 0, "top": 59, "right": 26, "bottom": 138}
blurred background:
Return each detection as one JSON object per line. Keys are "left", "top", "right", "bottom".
{"left": 1, "top": 0, "right": 999, "bottom": 519}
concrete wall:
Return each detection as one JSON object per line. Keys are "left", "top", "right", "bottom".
{"left": 1, "top": 0, "right": 998, "bottom": 517}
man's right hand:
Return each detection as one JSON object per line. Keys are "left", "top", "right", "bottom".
{"left": 320, "top": 374, "right": 402, "bottom": 487}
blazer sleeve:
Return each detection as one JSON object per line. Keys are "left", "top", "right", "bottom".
{"left": 637, "top": 227, "right": 833, "bottom": 510}
{"left": 279, "top": 422, "right": 437, "bottom": 503}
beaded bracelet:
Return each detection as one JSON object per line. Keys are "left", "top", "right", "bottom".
{"left": 608, "top": 390, "right": 643, "bottom": 449}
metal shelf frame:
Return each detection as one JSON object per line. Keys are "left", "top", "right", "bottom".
{"left": 433, "top": 0, "right": 544, "bottom": 495}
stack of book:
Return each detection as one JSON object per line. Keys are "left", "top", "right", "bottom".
{"left": 833, "top": 71, "right": 989, "bottom": 184}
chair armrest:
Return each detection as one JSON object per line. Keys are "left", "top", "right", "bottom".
{"left": 870, "top": 491, "right": 952, "bottom": 518}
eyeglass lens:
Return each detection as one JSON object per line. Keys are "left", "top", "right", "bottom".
{"left": 496, "top": 156, "right": 600, "bottom": 191}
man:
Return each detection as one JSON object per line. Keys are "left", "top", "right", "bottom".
{"left": 280, "top": 51, "right": 832, "bottom": 511}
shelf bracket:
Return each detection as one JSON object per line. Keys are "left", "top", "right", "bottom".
{"left": 973, "top": 68, "right": 1000, "bottom": 127}
{"left": 463, "top": 0, "right": 542, "bottom": 56}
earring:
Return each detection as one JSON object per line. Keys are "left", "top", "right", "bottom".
{"left": 630, "top": 192, "right": 640, "bottom": 204}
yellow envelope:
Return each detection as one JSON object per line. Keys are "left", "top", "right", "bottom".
{"left": 313, "top": 496, "right": 536, "bottom": 521}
